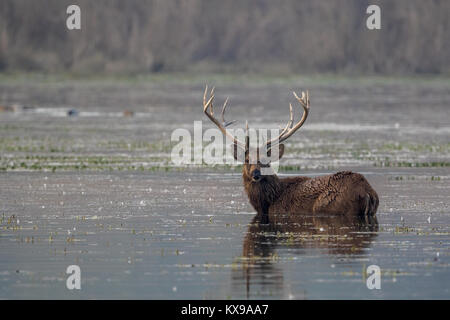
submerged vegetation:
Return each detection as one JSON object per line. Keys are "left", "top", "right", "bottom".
{"left": 0, "top": 75, "right": 449, "bottom": 173}
{"left": 0, "top": 133, "right": 448, "bottom": 172}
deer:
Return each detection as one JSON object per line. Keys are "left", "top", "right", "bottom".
{"left": 202, "top": 86, "right": 379, "bottom": 226}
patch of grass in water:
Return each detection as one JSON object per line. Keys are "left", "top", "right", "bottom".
{"left": 374, "top": 161, "right": 450, "bottom": 168}
{"left": 378, "top": 142, "right": 450, "bottom": 153}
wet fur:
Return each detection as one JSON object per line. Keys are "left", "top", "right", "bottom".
{"left": 243, "top": 168, "right": 379, "bottom": 225}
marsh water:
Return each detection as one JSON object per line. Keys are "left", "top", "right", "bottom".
{"left": 0, "top": 75, "right": 449, "bottom": 299}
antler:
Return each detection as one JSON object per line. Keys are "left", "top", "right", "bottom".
{"left": 203, "top": 86, "right": 245, "bottom": 149}
{"left": 266, "top": 90, "right": 310, "bottom": 150}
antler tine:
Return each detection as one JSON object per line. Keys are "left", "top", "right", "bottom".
{"left": 293, "top": 90, "right": 310, "bottom": 109}
{"left": 221, "top": 97, "right": 228, "bottom": 122}
{"left": 221, "top": 97, "right": 236, "bottom": 127}
{"left": 203, "top": 94, "right": 214, "bottom": 112}
{"left": 281, "top": 90, "right": 310, "bottom": 140}
{"left": 203, "top": 85, "right": 215, "bottom": 112}
{"left": 210, "top": 87, "right": 215, "bottom": 114}
{"left": 266, "top": 90, "right": 310, "bottom": 149}
{"left": 203, "top": 85, "right": 245, "bottom": 149}
{"left": 280, "top": 102, "right": 294, "bottom": 135}
{"left": 277, "top": 103, "right": 293, "bottom": 137}
{"left": 203, "top": 85, "right": 208, "bottom": 105}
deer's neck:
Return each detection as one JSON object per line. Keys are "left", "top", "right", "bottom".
{"left": 243, "top": 174, "right": 282, "bottom": 213}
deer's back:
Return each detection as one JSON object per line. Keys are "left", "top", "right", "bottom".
{"left": 272, "top": 171, "right": 378, "bottom": 218}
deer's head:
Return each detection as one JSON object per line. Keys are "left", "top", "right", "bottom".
{"left": 232, "top": 141, "right": 285, "bottom": 183}
{"left": 203, "top": 86, "right": 310, "bottom": 183}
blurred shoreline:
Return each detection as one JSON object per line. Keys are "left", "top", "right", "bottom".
{"left": 1, "top": 71, "right": 449, "bottom": 86}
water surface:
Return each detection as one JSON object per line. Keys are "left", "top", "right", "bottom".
{"left": 0, "top": 169, "right": 448, "bottom": 299}
{"left": 0, "top": 77, "right": 449, "bottom": 299}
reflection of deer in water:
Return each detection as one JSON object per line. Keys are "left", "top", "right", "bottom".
{"left": 232, "top": 214, "right": 378, "bottom": 299}
{"left": 203, "top": 87, "right": 379, "bottom": 226}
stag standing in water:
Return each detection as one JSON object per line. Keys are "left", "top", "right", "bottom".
{"left": 202, "top": 86, "right": 379, "bottom": 226}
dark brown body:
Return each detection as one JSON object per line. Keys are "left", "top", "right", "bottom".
{"left": 243, "top": 170, "right": 379, "bottom": 225}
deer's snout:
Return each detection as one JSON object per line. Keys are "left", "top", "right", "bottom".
{"left": 251, "top": 169, "right": 261, "bottom": 182}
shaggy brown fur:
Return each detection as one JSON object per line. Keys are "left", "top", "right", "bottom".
{"left": 237, "top": 144, "right": 379, "bottom": 225}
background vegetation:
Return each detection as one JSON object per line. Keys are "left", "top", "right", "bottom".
{"left": 1, "top": 0, "right": 449, "bottom": 75}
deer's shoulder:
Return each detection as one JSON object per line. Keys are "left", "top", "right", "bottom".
{"left": 328, "top": 171, "right": 367, "bottom": 184}
{"left": 280, "top": 176, "right": 311, "bottom": 187}
{"left": 285, "top": 171, "right": 363, "bottom": 193}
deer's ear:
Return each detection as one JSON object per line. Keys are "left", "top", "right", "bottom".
{"left": 232, "top": 142, "right": 246, "bottom": 162}
{"left": 267, "top": 144, "right": 285, "bottom": 160}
